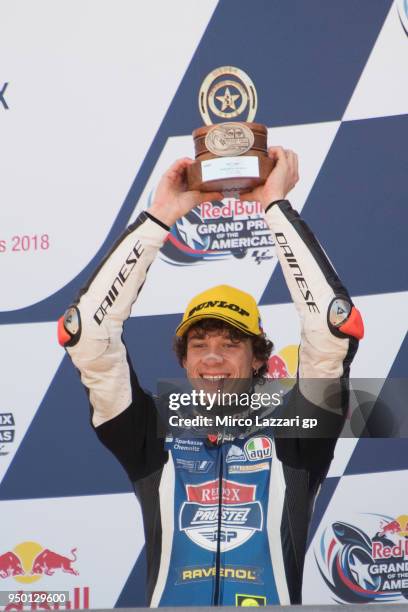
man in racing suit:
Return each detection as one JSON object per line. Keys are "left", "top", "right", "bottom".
{"left": 58, "top": 147, "right": 363, "bottom": 606}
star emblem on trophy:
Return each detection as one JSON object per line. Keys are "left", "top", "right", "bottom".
{"left": 186, "top": 66, "right": 274, "bottom": 195}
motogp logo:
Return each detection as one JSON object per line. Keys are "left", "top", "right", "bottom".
{"left": 317, "top": 515, "right": 408, "bottom": 603}
{"left": 179, "top": 479, "right": 263, "bottom": 552}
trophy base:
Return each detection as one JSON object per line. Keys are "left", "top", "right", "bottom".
{"left": 186, "top": 155, "right": 274, "bottom": 194}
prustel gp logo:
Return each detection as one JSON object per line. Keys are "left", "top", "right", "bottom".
{"left": 0, "top": 541, "right": 78, "bottom": 583}
{"left": 179, "top": 479, "right": 263, "bottom": 552}
{"left": 316, "top": 514, "right": 408, "bottom": 603}
{"left": 158, "top": 199, "right": 274, "bottom": 266}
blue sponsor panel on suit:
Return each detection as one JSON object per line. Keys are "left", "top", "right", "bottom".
{"left": 157, "top": 437, "right": 279, "bottom": 606}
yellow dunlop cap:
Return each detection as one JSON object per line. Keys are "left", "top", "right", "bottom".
{"left": 175, "top": 285, "right": 263, "bottom": 337}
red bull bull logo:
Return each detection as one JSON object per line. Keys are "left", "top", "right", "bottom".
{"left": 379, "top": 520, "right": 402, "bottom": 537}
{"left": 379, "top": 515, "right": 408, "bottom": 538}
{"left": 267, "top": 345, "right": 298, "bottom": 379}
{"left": 0, "top": 553, "right": 24, "bottom": 579}
{"left": 0, "top": 542, "right": 89, "bottom": 611}
{"left": 373, "top": 515, "right": 408, "bottom": 560}
{"left": 31, "top": 549, "right": 78, "bottom": 578}
{"left": 0, "top": 543, "right": 78, "bottom": 585}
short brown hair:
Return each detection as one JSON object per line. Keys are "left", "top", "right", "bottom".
{"left": 173, "top": 318, "right": 274, "bottom": 381}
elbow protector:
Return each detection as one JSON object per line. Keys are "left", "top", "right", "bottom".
{"left": 57, "top": 306, "right": 81, "bottom": 347}
{"left": 327, "top": 296, "right": 364, "bottom": 340}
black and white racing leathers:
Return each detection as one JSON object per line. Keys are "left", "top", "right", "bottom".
{"left": 59, "top": 200, "right": 363, "bottom": 607}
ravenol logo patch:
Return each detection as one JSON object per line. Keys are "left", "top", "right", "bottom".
{"left": 177, "top": 565, "right": 263, "bottom": 585}
{"left": 244, "top": 437, "right": 272, "bottom": 461}
{"left": 179, "top": 479, "right": 263, "bottom": 552}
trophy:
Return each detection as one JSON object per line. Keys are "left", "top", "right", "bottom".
{"left": 186, "top": 67, "right": 274, "bottom": 194}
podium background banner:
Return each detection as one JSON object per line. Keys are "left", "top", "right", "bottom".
{"left": 0, "top": 0, "right": 407, "bottom": 607}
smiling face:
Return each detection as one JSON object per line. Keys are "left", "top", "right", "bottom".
{"left": 182, "top": 327, "right": 263, "bottom": 387}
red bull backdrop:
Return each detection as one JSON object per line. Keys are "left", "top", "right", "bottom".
{"left": 0, "top": 0, "right": 408, "bottom": 608}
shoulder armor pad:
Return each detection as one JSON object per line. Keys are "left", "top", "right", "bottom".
{"left": 327, "top": 297, "right": 364, "bottom": 340}
{"left": 329, "top": 298, "right": 352, "bottom": 327}
{"left": 57, "top": 306, "right": 82, "bottom": 347}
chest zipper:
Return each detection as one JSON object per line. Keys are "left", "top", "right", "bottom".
{"left": 213, "top": 444, "right": 223, "bottom": 605}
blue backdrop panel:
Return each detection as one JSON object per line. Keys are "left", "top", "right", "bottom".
{"left": 260, "top": 113, "right": 408, "bottom": 305}
{"left": 0, "top": 0, "right": 393, "bottom": 325}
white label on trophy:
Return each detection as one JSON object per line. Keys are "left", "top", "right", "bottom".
{"left": 201, "top": 156, "right": 259, "bottom": 181}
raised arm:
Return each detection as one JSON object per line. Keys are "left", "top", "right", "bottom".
{"left": 243, "top": 148, "right": 364, "bottom": 469}
{"left": 58, "top": 211, "right": 169, "bottom": 478}
{"left": 58, "top": 159, "right": 221, "bottom": 479}
{"left": 265, "top": 200, "right": 363, "bottom": 378}
{"left": 243, "top": 147, "right": 363, "bottom": 379}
